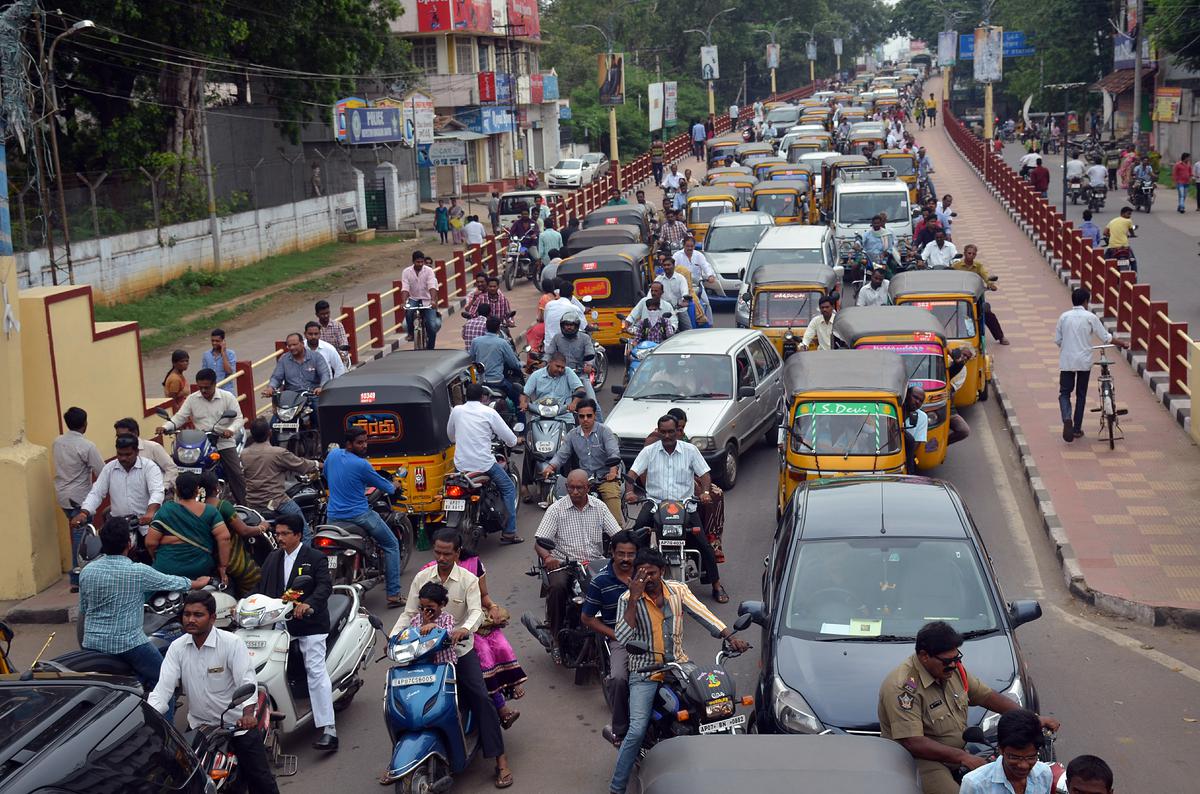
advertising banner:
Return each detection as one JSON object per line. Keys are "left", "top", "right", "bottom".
{"left": 456, "top": 0, "right": 493, "bottom": 33}
{"left": 507, "top": 0, "right": 541, "bottom": 38}
{"left": 428, "top": 139, "right": 469, "bottom": 166}
{"left": 664, "top": 82, "right": 678, "bottom": 125}
{"left": 403, "top": 91, "right": 435, "bottom": 145}
{"left": 937, "top": 30, "right": 957, "bottom": 66}
{"left": 958, "top": 30, "right": 1033, "bottom": 60}
{"left": 458, "top": 106, "right": 515, "bottom": 135}
{"left": 598, "top": 52, "right": 626, "bottom": 106}
{"left": 806, "top": 41, "right": 817, "bottom": 62}
{"left": 972, "top": 26, "right": 1003, "bottom": 84}
{"left": 478, "top": 72, "right": 497, "bottom": 103}
{"left": 833, "top": 38, "right": 843, "bottom": 56}
{"left": 332, "top": 96, "right": 370, "bottom": 142}
{"left": 649, "top": 82, "right": 665, "bottom": 132}
{"left": 701, "top": 46, "right": 720, "bottom": 80}
{"left": 1153, "top": 87, "right": 1182, "bottom": 123}
{"left": 496, "top": 73, "right": 513, "bottom": 104}
{"left": 766, "top": 43, "right": 780, "bottom": 69}
{"left": 345, "top": 107, "right": 403, "bottom": 145}
{"left": 417, "top": 0, "right": 451, "bottom": 32}
{"left": 530, "top": 74, "right": 544, "bottom": 104}
{"left": 516, "top": 75, "right": 532, "bottom": 105}
{"left": 541, "top": 74, "right": 559, "bottom": 101}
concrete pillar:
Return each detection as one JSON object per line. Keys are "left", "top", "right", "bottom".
{"left": 353, "top": 168, "right": 367, "bottom": 231}
{"left": 375, "top": 162, "right": 401, "bottom": 230}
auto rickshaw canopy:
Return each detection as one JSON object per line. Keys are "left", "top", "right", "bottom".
{"left": 560, "top": 224, "right": 642, "bottom": 256}
{"left": 783, "top": 349, "right": 909, "bottom": 398}
{"left": 888, "top": 270, "right": 987, "bottom": 303}
{"left": 748, "top": 262, "right": 838, "bottom": 292}
{"left": 832, "top": 305, "right": 949, "bottom": 348}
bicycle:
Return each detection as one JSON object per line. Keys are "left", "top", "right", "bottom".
{"left": 406, "top": 298, "right": 432, "bottom": 351}
{"left": 1090, "top": 344, "right": 1127, "bottom": 449}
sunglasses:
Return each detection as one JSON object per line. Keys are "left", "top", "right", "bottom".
{"left": 419, "top": 605, "right": 440, "bottom": 615}
{"left": 935, "top": 651, "right": 963, "bottom": 668}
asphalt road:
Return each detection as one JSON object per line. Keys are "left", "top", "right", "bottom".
{"left": 10, "top": 308, "right": 1200, "bottom": 792}
{"left": 996, "top": 142, "right": 1200, "bottom": 331}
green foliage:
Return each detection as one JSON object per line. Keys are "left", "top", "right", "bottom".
{"left": 1147, "top": 0, "right": 1200, "bottom": 73}
{"left": 888, "top": 0, "right": 975, "bottom": 45}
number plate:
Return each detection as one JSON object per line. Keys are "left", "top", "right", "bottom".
{"left": 698, "top": 714, "right": 746, "bottom": 734}
{"left": 179, "top": 466, "right": 203, "bottom": 474}
{"left": 327, "top": 556, "right": 338, "bottom": 569}
{"left": 392, "top": 674, "right": 437, "bottom": 686}
{"left": 275, "top": 422, "right": 299, "bottom": 431}
{"left": 443, "top": 499, "right": 466, "bottom": 512}
{"left": 244, "top": 640, "right": 268, "bottom": 650}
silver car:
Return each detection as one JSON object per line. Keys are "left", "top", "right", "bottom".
{"left": 607, "top": 329, "right": 785, "bottom": 488}
{"left": 702, "top": 211, "right": 774, "bottom": 300}
{"left": 581, "top": 152, "right": 610, "bottom": 179}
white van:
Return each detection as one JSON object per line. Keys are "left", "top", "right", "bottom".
{"left": 735, "top": 225, "right": 839, "bottom": 327}
{"left": 497, "top": 190, "right": 565, "bottom": 229}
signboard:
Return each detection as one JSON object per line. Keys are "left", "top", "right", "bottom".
{"left": 456, "top": 0, "right": 493, "bottom": 33}
{"left": 542, "top": 74, "right": 559, "bottom": 101}
{"left": 428, "top": 139, "right": 469, "bottom": 166}
{"left": 766, "top": 43, "right": 780, "bottom": 69}
{"left": 506, "top": 0, "right": 541, "bottom": 39}
{"left": 339, "top": 206, "right": 359, "bottom": 232}
{"left": 333, "top": 97, "right": 370, "bottom": 142}
{"left": 458, "top": 106, "right": 515, "bottom": 135}
{"left": 496, "top": 73, "right": 513, "bottom": 104}
{"left": 417, "top": 0, "right": 451, "bottom": 32}
{"left": 516, "top": 75, "right": 532, "bottom": 105}
{"left": 806, "top": 41, "right": 817, "bottom": 62}
{"left": 559, "top": 104, "right": 572, "bottom": 120}
{"left": 478, "top": 72, "right": 497, "bottom": 103}
{"left": 799, "top": 401, "right": 897, "bottom": 417}
{"left": 937, "top": 30, "right": 957, "bottom": 66}
{"left": 664, "top": 82, "right": 678, "bottom": 126}
{"left": 345, "top": 107, "right": 404, "bottom": 144}
{"left": 530, "top": 73, "right": 544, "bottom": 104}
{"left": 909, "top": 39, "right": 928, "bottom": 54}
{"left": 1113, "top": 33, "right": 1152, "bottom": 70}
{"left": 648, "top": 82, "right": 665, "bottom": 132}
{"left": 833, "top": 38, "right": 843, "bottom": 57}
{"left": 598, "top": 52, "right": 625, "bottom": 106}
{"left": 403, "top": 91, "right": 435, "bottom": 145}
{"left": 972, "top": 27, "right": 1004, "bottom": 84}
{"left": 1153, "top": 87, "right": 1182, "bottom": 123}
{"left": 958, "top": 30, "right": 1033, "bottom": 60}
{"left": 701, "top": 46, "right": 719, "bottom": 80}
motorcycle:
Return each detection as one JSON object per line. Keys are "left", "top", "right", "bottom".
{"left": 157, "top": 406, "right": 241, "bottom": 483}
{"left": 443, "top": 437, "right": 521, "bottom": 550}
{"left": 270, "top": 390, "right": 318, "bottom": 456}
{"left": 524, "top": 396, "right": 574, "bottom": 507}
{"left": 630, "top": 492, "right": 703, "bottom": 587}
{"left": 1102, "top": 230, "right": 1138, "bottom": 272}
{"left": 617, "top": 311, "right": 674, "bottom": 385}
{"left": 1085, "top": 183, "right": 1107, "bottom": 212}
{"left": 1067, "top": 176, "right": 1083, "bottom": 204}
{"left": 956, "top": 726, "right": 1067, "bottom": 791}
{"left": 381, "top": 626, "right": 479, "bottom": 791}
{"left": 521, "top": 537, "right": 612, "bottom": 688}
{"left": 233, "top": 574, "right": 384, "bottom": 736}
{"left": 502, "top": 233, "right": 539, "bottom": 291}
{"left": 185, "top": 682, "right": 285, "bottom": 788}
{"left": 1131, "top": 180, "right": 1155, "bottom": 212}
{"left": 311, "top": 479, "right": 414, "bottom": 587}
{"left": 525, "top": 169, "right": 539, "bottom": 189}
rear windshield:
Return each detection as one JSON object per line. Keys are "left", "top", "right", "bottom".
{"left": 0, "top": 686, "right": 82, "bottom": 752}
{"left": 747, "top": 247, "right": 827, "bottom": 272}
{"left": 755, "top": 193, "right": 798, "bottom": 218}
{"left": 753, "top": 290, "right": 818, "bottom": 328}
{"left": 705, "top": 224, "right": 768, "bottom": 253}
{"left": 688, "top": 201, "right": 735, "bottom": 224}
{"left": 498, "top": 195, "right": 538, "bottom": 215}
{"left": 555, "top": 160, "right": 582, "bottom": 169}
{"left": 909, "top": 299, "right": 976, "bottom": 339}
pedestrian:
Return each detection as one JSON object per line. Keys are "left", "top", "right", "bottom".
{"left": 1029, "top": 158, "right": 1051, "bottom": 198}
{"left": 1172, "top": 153, "right": 1192, "bottom": 213}
{"left": 434, "top": 199, "right": 450, "bottom": 244}
{"left": 52, "top": 406, "right": 103, "bottom": 589}
{"left": 1116, "top": 149, "right": 1136, "bottom": 189}
{"left": 691, "top": 118, "right": 706, "bottom": 160}
{"left": 201, "top": 328, "right": 237, "bottom": 393}
{"left": 464, "top": 214, "right": 486, "bottom": 246}
{"left": 488, "top": 191, "right": 501, "bottom": 234}
{"left": 449, "top": 197, "right": 466, "bottom": 244}
{"left": 162, "top": 349, "right": 190, "bottom": 412}
{"left": 1193, "top": 154, "right": 1200, "bottom": 212}
{"left": 1055, "top": 287, "right": 1128, "bottom": 442}
{"left": 650, "top": 136, "right": 665, "bottom": 185}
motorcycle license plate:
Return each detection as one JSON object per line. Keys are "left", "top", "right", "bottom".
{"left": 698, "top": 714, "right": 746, "bottom": 734}
{"left": 327, "top": 556, "right": 338, "bottom": 569}
{"left": 392, "top": 674, "right": 437, "bottom": 686}
{"left": 179, "top": 466, "right": 203, "bottom": 474}
{"left": 275, "top": 422, "right": 299, "bottom": 431}
{"left": 443, "top": 499, "right": 466, "bottom": 512}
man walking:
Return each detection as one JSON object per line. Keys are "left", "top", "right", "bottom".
{"left": 1029, "top": 158, "right": 1051, "bottom": 198}
{"left": 1055, "top": 287, "right": 1127, "bottom": 442}
{"left": 488, "top": 191, "right": 501, "bottom": 234}
{"left": 1172, "top": 153, "right": 1192, "bottom": 213}
{"left": 201, "top": 328, "right": 237, "bottom": 393}
{"left": 691, "top": 119, "right": 707, "bottom": 160}
{"left": 52, "top": 406, "right": 103, "bottom": 587}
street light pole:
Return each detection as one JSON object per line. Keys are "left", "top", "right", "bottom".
{"left": 45, "top": 18, "right": 94, "bottom": 285}
{"left": 1046, "top": 82, "right": 1086, "bottom": 207}
{"left": 686, "top": 7, "right": 736, "bottom": 118}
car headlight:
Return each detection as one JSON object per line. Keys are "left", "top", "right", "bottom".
{"left": 979, "top": 676, "right": 1024, "bottom": 737}
{"left": 177, "top": 447, "right": 202, "bottom": 465}
{"left": 772, "top": 675, "right": 824, "bottom": 733}
{"left": 691, "top": 436, "right": 716, "bottom": 451}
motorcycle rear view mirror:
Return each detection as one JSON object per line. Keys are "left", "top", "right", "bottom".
{"left": 512, "top": 422, "right": 526, "bottom": 434}
{"left": 291, "top": 574, "right": 314, "bottom": 591}
{"left": 228, "top": 683, "right": 257, "bottom": 709}
{"left": 962, "top": 726, "right": 986, "bottom": 745}
{"left": 535, "top": 537, "right": 556, "bottom": 552}
{"left": 155, "top": 408, "right": 171, "bottom": 420}
{"left": 221, "top": 409, "right": 239, "bottom": 420}
{"left": 78, "top": 532, "right": 102, "bottom": 563}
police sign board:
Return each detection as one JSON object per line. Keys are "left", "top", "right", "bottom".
{"left": 345, "top": 107, "right": 404, "bottom": 144}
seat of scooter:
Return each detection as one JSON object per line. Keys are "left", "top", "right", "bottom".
{"left": 324, "top": 593, "right": 354, "bottom": 647}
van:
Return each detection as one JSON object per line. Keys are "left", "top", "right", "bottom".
{"left": 764, "top": 105, "right": 801, "bottom": 133}
{"left": 735, "top": 225, "right": 839, "bottom": 327}
{"left": 497, "top": 189, "right": 564, "bottom": 228}
{"left": 830, "top": 168, "right": 914, "bottom": 269}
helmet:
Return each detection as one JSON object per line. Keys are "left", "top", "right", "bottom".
{"left": 561, "top": 311, "right": 582, "bottom": 332}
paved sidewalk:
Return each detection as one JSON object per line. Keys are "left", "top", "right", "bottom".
{"left": 918, "top": 81, "right": 1200, "bottom": 626}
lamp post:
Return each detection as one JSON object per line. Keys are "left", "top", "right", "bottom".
{"left": 1046, "top": 82, "right": 1086, "bottom": 207}
{"left": 754, "top": 17, "right": 792, "bottom": 97}
{"left": 46, "top": 18, "right": 94, "bottom": 285}
{"left": 686, "top": 7, "right": 736, "bottom": 117}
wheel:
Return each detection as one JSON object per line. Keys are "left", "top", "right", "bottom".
{"left": 503, "top": 261, "right": 516, "bottom": 291}
{"left": 413, "top": 321, "right": 426, "bottom": 351}
{"left": 715, "top": 442, "right": 738, "bottom": 489}
{"left": 1106, "top": 412, "right": 1116, "bottom": 450}
{"left": 395, "top": 763, "right": 436, "bottom": 794}
{"left": 979, "top": 378, "right": 990, "bottom": 402}
{"left": 391, "top": 515, "right": 414, "bottom": 575}
{"left": 592, "top": 348, "right": 609, "bottom": 391}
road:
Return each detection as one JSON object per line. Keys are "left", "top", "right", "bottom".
{"left": 10, "top": 307, "right": 1200, "bottom": 791}
{"left": 996, "top": 142, "right": 1200, "bottom": 331}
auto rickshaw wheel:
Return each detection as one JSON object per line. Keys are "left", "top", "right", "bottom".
{"left": 979, "top": 379, "right": 990, "bottom": 402}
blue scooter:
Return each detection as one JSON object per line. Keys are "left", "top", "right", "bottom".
{"left": 382, "top": 626, "right": 479, "bottom": 791}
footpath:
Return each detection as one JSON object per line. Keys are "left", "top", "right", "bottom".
{"left": 918, "top": 79, "right": 1200, "bottom": 628}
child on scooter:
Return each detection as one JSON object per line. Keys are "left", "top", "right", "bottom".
{"left": 412, "top": 582, "right": 458, "bottom": 666}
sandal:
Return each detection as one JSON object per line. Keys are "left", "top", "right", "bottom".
{"left": 500, "top": 709, "right": 521, "bottom": 730}
{"left": 499, "top": 535, "right": 525, "bottom": 545}
{"left": 494, "top": 766, "right": 514, "bottom": 789}
{"left": 377, "top": 771, "right": 393, "bottom": 786}
{"left": 386, "top": 595, "right": 406, "bottom": 609}
{"left": 712, "top": 586, "right": 730, "bottom": 604}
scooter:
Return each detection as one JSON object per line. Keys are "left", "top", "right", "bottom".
{"left": 525, "top": 396, "right": 573, "bottom": 507}
{"left": 381, "top": 626, "right": 480, "bottom": 791}
{"left": 233, "top": 575, "right": 384, "bottom": 736}
{"left": 157, "top": 406, "right": 241, "bottom": 480}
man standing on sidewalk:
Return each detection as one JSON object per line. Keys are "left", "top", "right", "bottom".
{"left": 1054, "top": 288, "right": 1128, "bottom": 442}
{"left": 53, "top": 407, "right": 104, "bottom": 589}
{"left": 1172, "top": 153, "right": 1192, "bottom": 213}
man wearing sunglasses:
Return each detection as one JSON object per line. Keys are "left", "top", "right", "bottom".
{"left": 879, "top": 621, "right": 1061, "bottom": 794}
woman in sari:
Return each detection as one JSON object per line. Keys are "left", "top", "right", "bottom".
{"left": 201, "top": 472, "right": 263, "bottom": 596}
{"left": 1117, "top": 149, "right": 1137, "bottom": 189}
{"left": 147, "top": 472, "right": 231, "bottom": 582}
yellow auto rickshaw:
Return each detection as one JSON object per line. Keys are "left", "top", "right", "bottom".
{"left": 707, "top": 173, "right": 758, "bottom": 208}
{"left": 753, "top": 157, "right": 788, "bottom": 182}
{"left": 846, "top": 130, "right": 885, "bottom": 156}
{"left": 777, "top": 349, "right": 909, "bottom": 513}
{"left": 685, "top": 185, "right": 738, "bottom": 241}
{"left": 821, "top": 155, "right": 869, "bottom": 215}
{"left": 317, "top": 349, "right": 475, "bottom": 547}
{"left": 888, "top": 270, "right": 993, "bottom": 408}
{"left": 735, "top": 142, "right": 775, "bottom": 166}
{"left": 706, "top": 165, "right": 754, "bottom": 184}
{"left": 706, "top": 133, "right": 744, "bottom": 168}
{"left": 832, "top": 306, "right": 952, "bottom": 470}
{"left": 766, "top": 163, "right": 812, "bottom": 182}
{"left": 560, "top": 224, "right": 641, "bottom": 257}
{"left": 556, "top": 243, "right": 653, "bottom": 347}
{"left": 751, "top": 183, "right": 805, "bottom": 225}
{"left": 873, "top": 148, "right": 920, "bottom": 203}
{"left": 743, "top": 263, "right": 839, "bottom": 357}
{"left": 583, "top": 205, "right": 654, "bottom": 245}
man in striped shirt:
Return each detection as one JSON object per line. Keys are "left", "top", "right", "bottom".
{"left": 608, "top": 548, "right": 748, "bottom": 793}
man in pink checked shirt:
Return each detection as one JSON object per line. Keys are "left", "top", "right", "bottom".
{"left": 401, "top": 250, "right": 441, "bottom": 348}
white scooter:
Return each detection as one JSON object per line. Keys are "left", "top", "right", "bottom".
{"left": 234, "top": 578, "right": 384, "bottom": 737}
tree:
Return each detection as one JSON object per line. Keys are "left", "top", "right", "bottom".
{"left": 1147, "top": 0, "right": 1200, "bottom": 72}
{"left": 888, "top": 0, "right": 975, "bottom": 46}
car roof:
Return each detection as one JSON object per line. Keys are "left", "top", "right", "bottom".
{"left": 0, "top": 678, "right": 144, "bottom": 768}
{"left": 709, "top": 211, "right": 773, "bottom": 228}
{"left": 793, "top": 476, "right": 969, "bottom": 539}
{"left": 654, "top": 328, "right": 762, "bottom": 356}
{"left": 756, "top": 225, "right": 830, "bottom": 248}
{"left": 836, "top": 180, "right": 910, "bottom": 195}
{"left": 750, "top": 262, "right": 837, "bottom": 289}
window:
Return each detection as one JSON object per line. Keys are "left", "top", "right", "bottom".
{"left": 735, "top": 349, "right": 756, "bottom": 391}
{"left": 477, "top": 41, "right": 492, "bottom": 72}
{"left": 752, "top": 338, "right": 780, "bottom": 380}
{"left": 791, "top": 401, "right": 902, "bottom": 455}
{"left": 455, "top": 37, "right": 475, "bottom": 74}
{"left": 412, "top": 38, "right": 438, "bottom": 74}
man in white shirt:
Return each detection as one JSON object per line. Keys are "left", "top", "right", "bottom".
{"left": 626, "top": 282, "right": 678, "bottom": 332}
{"left": 654, "top": 259, "right": 693, "bottom": 330}
{"left": 150, "top": 592, "right": 278, "bottom": 792}
{"left": 856, "top": 268, "right": 891, "bottom": 307}
{"left": 159, "top": 368, "right": 247, "bottom": 504}
{"left": 304, "top": 321, "right": 347, "bottom": 379}
{"left": 728, "top": 104, "right": 739, "bottom": 121}
{"left": 464, "top": 214, "right": 487, "bottom": 245}
{"left": 1084, "top": 161, "right": 1109, "bottom": 190}
{"left": 802, "top": 295, "right": 836, "bottom": 350}
{"left": 1065, "top": 157, "right": 1086, "bottom": 180}
{"left": 400, "top": 251, "right": 441, "bottom": 348}
{"left": 543, "top": 280, "right": 587, "bottom": 346}
{"left": 660, "top": 164, "right": 684, "bottom": 191}
{"left": 1018, "top": 149, "right": 1042, "bottom": 173}
{"left": 114, "top": 417, "right": 178, "bottom": 490}
{"left": 920, "top": 230, "right": 958, "bottom": 268}
{"left": 72, "top": 435, "right": 164, "bottom": 531}
{"left": 446, "top": 383, "right": 519, "bottom": 539}
{"left": 1055, "top": 287, "right": 1127, "bottom": 442}
{"left": 672, "top": 236, "right": 718, "bottom": 320}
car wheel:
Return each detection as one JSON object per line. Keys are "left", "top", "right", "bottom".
{"left": 716, "top": 442, "right": 739, "bottom": 489}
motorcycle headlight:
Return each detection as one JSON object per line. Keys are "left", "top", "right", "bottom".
{"left": 772, "top": 675, "right": 824, "bottom": 733}
{"left": 177, "top": 447, "right": 202, "bottom": 465}
{"left": 979, "top": 676, "right": 1024, "bottom": 737}
{"left": 691, "top": 435, "right": 716, "bottom": 451}
{"left": 705, "top": 698, "right": 735, "bottom": 719}
{"left": 388, "top": 628, "right": 444, "bottom": 664}
{"left": 538, "top": 403, "right": 559, "bottom": 417}
{"left": 278, "top": 405, "right": 301, "bottom": 422}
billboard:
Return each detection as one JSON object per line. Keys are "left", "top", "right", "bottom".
{"left": 598, "top": 52, "right": 625, "bottom": 106}
{"left": 478, "top": 72, "right": 497, "bottom": 103}
{"left": 958, "top": 30, "right": 1033, "bottom": 60}
{"left": 766, "top": 43, "right": 780, "bottom": 69}
{"left": 701, "top": 46, "right": 719, "bottom": 80}
{"left": 344, "top": 107, "right": 404, "bottom": 145}
{"left": 458, "top": 106, "right": 515, "bottom": 135}
{"left": 937, "top": 30, "right": 957, "bottom": 66}
{"left": 973, "top": 27, "right": 1003, "bottom": 83}
{"left": 496, "top": 73, "right": 513, "bottom": 104}
{"left": 417, "top": 0, "right": 451, "bottom": 32}
{"left": 332, "top": 96, "right": 370, "bottom": 142}
{"left": 403, "top": 91, "right": 435, "bottom": 145}
{"left": 455, "top": 0, "right": 493, "bottom": 33}
{"left": 648, "top": 82, "right": 665, "bottom": 132}
{"left": 530, "top": 73, "right": 544, "bottom": 104}
{"left": 664, "top": 81, "right": 678, "bottom": 126}
{"left": 806, "top": 40, "right": 817, "bottom": 61}
{"left": 833, "top": 38, "right": 843, "bottom": 57}
{"left": 507, "top": 0, "right": 540, "bottom": 39}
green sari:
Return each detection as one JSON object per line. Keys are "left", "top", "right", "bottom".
{"left": 151, "top": 501, "right": 223, "bottom": 578}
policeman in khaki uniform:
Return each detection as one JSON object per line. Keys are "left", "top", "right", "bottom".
{"left": 878, "top": 622, "right": 1061, "bottom": 794}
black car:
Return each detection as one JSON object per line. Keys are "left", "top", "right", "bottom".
{"left": 0, "top": 677, "right": 210, "bottom": 793}
{"left": 740, "top": 476, "right": 1043, "bottom": 737}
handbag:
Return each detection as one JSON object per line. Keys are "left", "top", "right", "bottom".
{"left": 477, "top": 605, "right": 511, "bottom": 636}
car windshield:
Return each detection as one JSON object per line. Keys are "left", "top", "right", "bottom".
{"left": 910, "top": 300, "right": 977, "bottom": 339}
{"left": 555, "top": 160, "right": 582, "bottom": 170}
{"left": 498, "top": 195, "right": 536, "bottom": 215}
{"left": 753, "top": 290, "right": 818, "bottom": 327}
{"left": 756, "top": 194, "right": 798, "bottom": 218}
{"left": 783, "top": 538, "right": 1000, "bottom": 638}
{"left": 624, "top": 353, "right": 733, "bottom": 399}
{"left": 705, "top": 224, "right": 768, "bottom": 253}
{"left": 837, "top": 192, "right": 910, "bottom": 225}
{"left": 688, "top": 201, "right": 735, "bottom": 224}
{"left": 791, "top": 401, "right": 902, "bottom": 455}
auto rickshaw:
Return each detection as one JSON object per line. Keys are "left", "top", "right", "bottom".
{"left": 706, "top": 133, "right": 744, "bottom": 167}
{"left": 685, "top": 186, "right": 738, "bottom": 241}
{"left": 766, "top": 163, "right": 812, "bottom": 182}
{"left": 786, "top": 139, "right": 823, "bottom": 161}
{"left": 706, "top": 165, "right": 754, "bottom": 184}
{"left": 556, "top": 243, "right": 652, "bottom": 347}
{"left": 777, "top": 349, "right": 909, "bottom": 512}
{"left": 560, "top": 223, "right": 642, "bottom": 257}
{"left": 317, "top": 350, "right": 475, "bottom": 543}
{"left": 831, "top": 306, "right": 952, "bottom": 470}
{"left": 872, "top": 148, "right": 919, "bottom": 203}
{"left": 744, "top": 263, "right": 839, "bottom": 357}
{"left": 735, "top": 142, "right": 775, "bottom": 165}
{"left": 707, "top": 174, "right": 757, "bottom": 209}
{"left": 887, "top": 270, "right": 993, "bottom": 407}
{"left": 583, "top": 204, "right": 653, "bottom": 244}
{"left": 752, "top": 157, "right": 788, "bottom": 182}
{"left": 821, "top": 155, "right": 869, "bottom": 215}
{"left": 751, "top": 183, "right": 804, "bottom": 225}
{"left": 846, "top": 130, "right": 885, "bottom": 155}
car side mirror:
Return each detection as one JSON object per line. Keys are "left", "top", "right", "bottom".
{"left": 1008, "top": 599, "right": 1042, "bottom": 628}
{"left": 737, "top": 386, "right": 756, "bottom": 399}
{"left": 733, "top": 612, "right": 753, "bottom": 632}
{"left": 737, "top": 600, "right": 769, "bottom": 627}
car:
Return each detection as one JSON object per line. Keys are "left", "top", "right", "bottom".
{"left": 607, "top": 329, "right": 785, "bottom": 488}
{"left": 0, "top": 677, "right": 211, "bottom": 792}
{"left": 547, "top": 158, "right": 591, "bottom": 188}
{"left": 581, "top": 151, "right": 610, "bottom": 180}
{"left": 735, "top": 224, "right": 838, "bottom": 328}
{"left": 496, "top": 189, "right": 565, "bottom": 229}
{"left": 701, "top": 211, "right": 774, "bottom": 301}
{"left": 740, "top": 476, "right": 1044, "bottom": 738}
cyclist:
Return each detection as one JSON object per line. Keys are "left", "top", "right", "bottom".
{"left": 400, "top": 251, "right": 441, "bottom": 349}
{"left": 1054, "top": 287, "right": 1128, "bottom": 443}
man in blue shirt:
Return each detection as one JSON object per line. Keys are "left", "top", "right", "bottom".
{"left": 1078, "top": 210, "right": 1103, "bottom": 248}
{"left": 79, "top": 518, "right": 209, "bottom": 692}
{"left": 469, "top": 315, "right": 525, "bottom": 425}
{"left": 324, "top": 427, "right": 404, "bottom": 607}
{"left": 201, "top": 328, "right": 237, "bottom": 393}
{"left": 580, "top": 530, "right": 639, "bottom": 746}
{"left": 521, "top": 353, "right": 586, "bottom": 417}
{"left": 862, "top": 215, "right": 896, "bottom": 269}
{"left": 263, "top": 333, "right": 332, "bottom": 397}
{"left": 959, "top": 708, "right": 1055, "bottom": 794}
